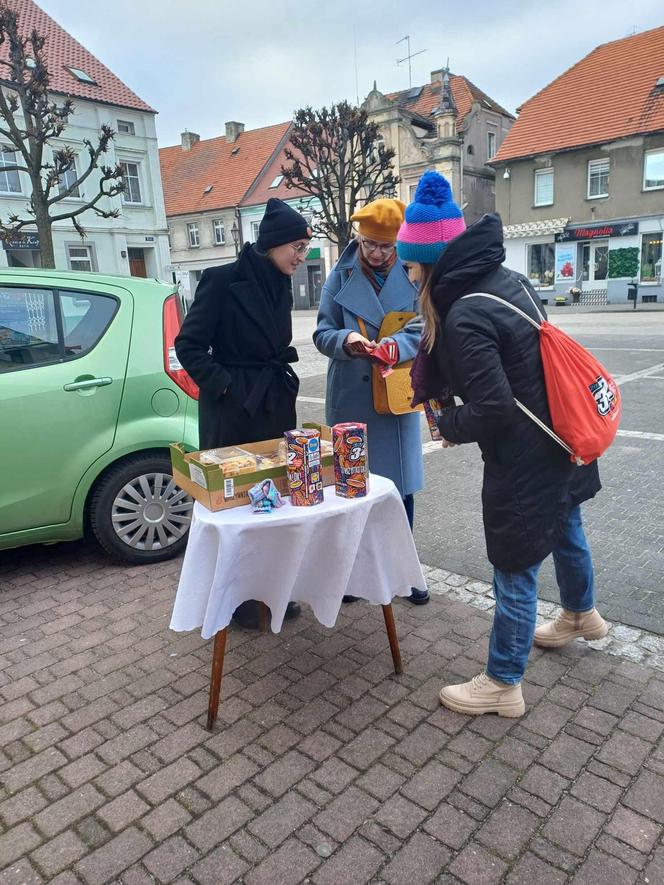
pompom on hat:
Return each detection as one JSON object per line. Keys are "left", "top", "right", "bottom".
{"left": 351, "top": 198, "right": 406, "bottom": 243}
{"left": 396, "top": 171, "right": 466, "bottom": 264}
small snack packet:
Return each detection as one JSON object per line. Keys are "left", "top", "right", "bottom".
{"left": 248, "top": 478, "right": 284, "bottom": 513}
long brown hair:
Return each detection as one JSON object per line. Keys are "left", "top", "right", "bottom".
{"left": 417, "top": 263, "right": 438, "bottom": 353}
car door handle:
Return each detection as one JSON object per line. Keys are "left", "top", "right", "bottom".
{"left": 63, "top": 377, "right": 113, "bottom": 391}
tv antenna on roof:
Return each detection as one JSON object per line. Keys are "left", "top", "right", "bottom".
{"left": 396, "top": 35, "right": 427, "bottom": 88}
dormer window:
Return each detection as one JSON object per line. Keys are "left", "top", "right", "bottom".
{"left": 269, "top": 175, "right": 284, "bottom": 188}
{"left": 67, "top": 66, "right": 97, "bottom": 86}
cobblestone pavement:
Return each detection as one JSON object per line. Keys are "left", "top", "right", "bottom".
{"left": 1, "top": 542, "right": 664, "bottom": 884}
{"left": 296, "top": 309, "right": 664, "bottom": 635}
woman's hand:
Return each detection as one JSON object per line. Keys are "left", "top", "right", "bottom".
{"left": 344, "top": 331, "right": 377, "bottom": 357}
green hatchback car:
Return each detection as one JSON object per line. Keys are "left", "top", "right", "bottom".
{"left": 0, "top": 267, "right": 199, "bottom": 564}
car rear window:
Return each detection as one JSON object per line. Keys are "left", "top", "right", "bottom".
{"left": 60, "top": 291, "right": 117, "bottom": 358}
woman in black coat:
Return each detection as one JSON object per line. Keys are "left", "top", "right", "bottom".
{"left": 175, "top": 198, "right": 312, "bottom": 628}
{"left": 400, "top": 206, "right": 607, "bottom": 718}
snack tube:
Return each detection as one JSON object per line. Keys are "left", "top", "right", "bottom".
{"left": 332, "top": 423, "right": 369, "bottom": 498}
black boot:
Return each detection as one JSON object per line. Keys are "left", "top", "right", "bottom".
{"left": 232, "top": 600, "right": 302, "bottom": 630}
{"left": 407, "top": 588, "right": 430, "bottom": 605}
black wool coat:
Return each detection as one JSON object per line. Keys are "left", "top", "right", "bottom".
{"left": 432, "top": 213, "right": 601, "bottom": 573}
{"left": 174, "top": 244, "right": 299, "bottom": 450}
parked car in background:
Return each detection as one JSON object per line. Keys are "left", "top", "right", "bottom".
{"left": 0, "top": 268, "right": 199, "bottom": 564}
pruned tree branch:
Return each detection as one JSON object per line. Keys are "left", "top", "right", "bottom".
{"left": 281, "top": 101, "right": 399, "bottom": 249}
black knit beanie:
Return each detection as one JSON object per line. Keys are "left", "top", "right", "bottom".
{"left": 256, "top": 198, "right": 312, "bottom": 252}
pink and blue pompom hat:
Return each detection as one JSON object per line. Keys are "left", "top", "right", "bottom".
{"left": 396, "top": 171, "right": 466, "bottom": 264}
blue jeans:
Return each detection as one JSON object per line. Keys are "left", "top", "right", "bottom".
{"left": 487, "top": 505, "right": 595, "bottom": 685}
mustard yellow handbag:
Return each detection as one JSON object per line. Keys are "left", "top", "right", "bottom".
{"left": 357, "top": 312, "right": 423, "bottom": 416}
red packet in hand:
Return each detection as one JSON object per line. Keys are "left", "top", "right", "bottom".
{"left": 370, "top": 339, "right": 398, "bottom": 378}
{"left": 348, "top": 339, "right": 374, "bottom": 356}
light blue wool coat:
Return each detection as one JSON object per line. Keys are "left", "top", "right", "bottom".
{"left": 313, "top": 240, "right": 424, "bottom": 498}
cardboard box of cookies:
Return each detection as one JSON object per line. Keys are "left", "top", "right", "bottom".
{"left": 170, "top": 424, "right": 334, "bottom": 512}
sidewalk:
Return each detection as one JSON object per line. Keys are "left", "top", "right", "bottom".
{"left": 0, "top": 543, "right": 663, "bottom": 884}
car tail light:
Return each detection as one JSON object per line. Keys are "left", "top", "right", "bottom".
{"left": 163, "top": 293, "right": 199, "bottom": 400}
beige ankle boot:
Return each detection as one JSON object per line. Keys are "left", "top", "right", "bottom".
{"left": 534, "top": 607, "right": 608, "bottom": 648}
{"left": 439, "top": 672, "right": 525, "bottom": 718}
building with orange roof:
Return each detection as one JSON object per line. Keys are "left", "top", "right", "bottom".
{"left": 0, "top": 0, "right": 169, "bottom": 279}
{"left": 492, "top": 27, "right": 664, "bottom": 305}
{"left": 160, "top": 123, "right": 329, "bottom": 307}
{"left": 363, "top": 67, "right": 514, "bottom": 224}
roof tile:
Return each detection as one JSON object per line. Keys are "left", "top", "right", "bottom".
{"left": 494, "top": 26, "right": 664, "bottom": 162}
{"left": 2, "top": 0, "right": 154, "bottom": 113}
{"left": 387, "top": 75, "right": 513, "bottom": 130}
{"left": 159, "top": 123, "right": 291, "bottom": 216}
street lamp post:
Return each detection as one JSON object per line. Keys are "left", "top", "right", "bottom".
{"left": 230, "top": 220, "right": 240, "bottom": 256}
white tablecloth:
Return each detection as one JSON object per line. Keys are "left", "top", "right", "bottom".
{"left": 170, "top": 474, "right": 426, "bottom": 637}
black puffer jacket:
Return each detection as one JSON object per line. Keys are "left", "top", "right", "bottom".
{"left": 433, "top": 213, "right": 601, "bottom": 572}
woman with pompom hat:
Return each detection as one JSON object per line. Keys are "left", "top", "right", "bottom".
{"left": 396, "top": 171, "right": 603, "bottom": 720}
{"left": 314, "top": 197, "right": 429, "bottom": 605}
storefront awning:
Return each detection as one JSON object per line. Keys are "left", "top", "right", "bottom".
{"left": 503, "top": 218, "right": 570, "bottom": 239}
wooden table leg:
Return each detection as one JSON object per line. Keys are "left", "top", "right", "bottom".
{"left": 382, "top": 604, "right": 403, "bottom": 675}
{"left": 258, "top": 602, "right": 269, "bottom": 633}
{"left": 206, "top": 627, "right": 228, "bottom": 732}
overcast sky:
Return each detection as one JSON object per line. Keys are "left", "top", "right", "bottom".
{"left": 40, "top": 0, "right": 663, "bottom": 147}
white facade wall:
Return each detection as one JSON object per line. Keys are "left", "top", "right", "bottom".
{"left": 0, "top": 97, "right": 170, "bottom": 279}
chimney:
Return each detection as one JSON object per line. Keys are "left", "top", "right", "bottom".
{"left": 181, "top": 130, "right": 200, "bottom": 151}
{"left": 225, "top": 121, "right": 245, "bottom": 144}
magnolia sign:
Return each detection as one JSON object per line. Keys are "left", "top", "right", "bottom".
{"left": 555, "top": 222, "right": 638, "bottom": 242}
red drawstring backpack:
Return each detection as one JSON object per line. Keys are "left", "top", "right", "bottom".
{"left": 462, "top": 283, "right": 622, "bottom": 465}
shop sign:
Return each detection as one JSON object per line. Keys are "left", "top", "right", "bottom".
{"left": 2, "top": 232, "right": 40, "bottom": 250}
{"left": 555, "top": 243, "right": 577, "bottom": 282}
{"left": 555, "top": 222, "right": 638, "bottom": 242}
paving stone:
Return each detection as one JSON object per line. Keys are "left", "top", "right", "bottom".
{"left": 251, "top": 749, "right": 316, "bottom": 797}
{"left": 185, "top": 796, "right": 253, "bottom": 851}
{"left": 423, "top": 802, "right": 478, "bottom": 849}
{"left": 33, "top": 783, "right": 105, "bottom": 837}
{"left": 491, "top": 737, "right": 540, "bottom": 771}
{"left": 136, "top": 757, "right": 201, "bottom": 804}
{"left": 400, "top": 760, "right": 461, "bottom": 811}
{"left": 141, "top": 799, "right": 192, "bottom": 842}
{"left": 30, "top": 831, "right": 88, "bottom": 878}
{"left": 310, "top": 757, "right": 358, "bottom": 794}
{"left": 595, "top": 832, "right": 648, "bottom": 871}
{"left": 313, "top": 786, "right": 379, "bottom": 842}
{"left": 392, "top": 722, "right": 448, "bottom": 766}
{"left": 356, "top": 763, "right": 405, "bottom": 801}
{"left": 623, "top": 770, "right": 664, "bottom": 823}
{"left": 143, "top": 835, "right": 200, "bottom": 884}
{"left": 519, "top": 764, "right": 570, "bottom": 805}
{"left": 642, "top": 847, "right": 664, "bottom": 884}
{"left": 312, "top": 836, "right": 384, "bottom": 885}
{"left": 459, "top": 759, "right": 520, "bottom": 807}
{"left": 248, "top": 792, "right": 316, "bottom": 848}
{"left": 244, "top": 837, "right": 319, "bottom": 885}
{"left": 74, "top": 827, "right": 152, "bottom": 885}
{"left": 596, "top": 730, "right": 652, "bottom": 775}
{"left": 381, "top": 832, "right": 451, "bottom": 885}
{"left": 542, "top": 796, "right": 606, "bottom": 856}
{"left": 571, "top": 848, "right": 638, "bottom": 884}
{"left": 570, "top": 771, "right": 624, "bottom": 813}
{"left": 539, "top": 733, "right": 596, "bottom": 779}
{"left": 190, "top": 843, "right": 249, "bottom": 885}
{"left": 447, "top": 841, "right": 508, "bottom": 884}
{"left": 374, "top": 793, "right": 427, "bottom": 839}
{"left": 337, "top": 726, "right": 394, "bottom": 768}
{"left": 522, "top": 701, "right": 573, "bottom": 738}
{"left": 588, "top": 682, "right": 639, "bottom": 716}
{"left": 0, "top": 786, "right": 48, "bottom": 827}
{"left": 95, "top": 789, "right": 150, "bottom": 833}
{"left": 506, "top": 852, "right": 568, "bottom": 884}
{"left": 476, "top": 800, "right": 540, "bottom": 860}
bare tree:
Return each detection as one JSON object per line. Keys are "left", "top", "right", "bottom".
{"left": 281, "top": 102, "right": 399, "bottom": 250}
{"left": 0, "top": 4, "right": 125, "bottom": 267}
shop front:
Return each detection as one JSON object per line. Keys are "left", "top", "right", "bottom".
{"left": 2, "top": 232, "right": 41, "bottom": 268}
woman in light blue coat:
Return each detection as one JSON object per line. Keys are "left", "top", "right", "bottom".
{"left": 313, "top": 198, "right": 428, "bottom": 604}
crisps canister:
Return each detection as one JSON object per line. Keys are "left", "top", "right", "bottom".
{"left": 332, "top": 423, "right": 369, "bottom": 498}
{"left": 284, "top": 428, "right": 324, "bottom": 506}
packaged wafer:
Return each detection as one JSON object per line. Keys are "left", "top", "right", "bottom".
{"left": 284, "top": 428, "right": 324, "bottom": 506}
{"left": 332, "top": 423, "right": 369, "bottom": 498}
{"left": 423, "top": 400, "right": 445, "bottom": 441}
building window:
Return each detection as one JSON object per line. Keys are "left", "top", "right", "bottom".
{"left": 269, "top": 174, "right": 284, "bottom": 188}
{"left": 250, "top": 220, "right": 260, "bottom": 242}
{"left": 0, "top": 146, "right": 21, "bottom": 193}
{"left": 67, "top": 245, "right": 94, "bottom": 272}
{"left": 212, "top": 219, "right": 225, "bottom": 245}
{"left": 117, "top": 120, "right": 135, "bottom": 135}
{"left": 527, "top": 243, "right": 555, "bottom": 287}
{"left": 534, "top": 168, "right": 554, "bottom": 206}
{"left": 587, "top": 159, "right": 609, "bottom": 198}
{"left": 120, "top": 162, "right": 142, "bottom": 203}
{"left": 643, "top": 149, "right": 664, "bottom": 190}
{"left": 487, "top": 131, "right": 496, "bottom": 160}
{"left": 187, "top": 222, "right": 200, "bottom": 248}
{"left": 409, "top": 183, "right": 418, "bottom": 201}
{"left": 641, "top": 233, "right": 662, "bottom": 283}
{"left": 58, "top": 155, "right": 80, "bottom": 198}
{"left": 67, "top": 66, "right": 97, "bottom": 85}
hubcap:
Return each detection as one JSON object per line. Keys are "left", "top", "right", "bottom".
{"left": 111, "top": 472, "right": 193, "bottom": 551}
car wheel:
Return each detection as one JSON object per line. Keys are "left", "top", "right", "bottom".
{"left": 89, "top": 453, "right": 193, "bottom": 564}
